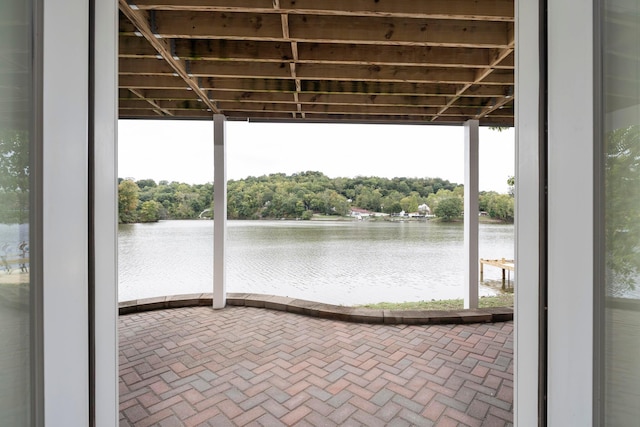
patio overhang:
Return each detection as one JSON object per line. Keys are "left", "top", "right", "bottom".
{"left": 118, "top": 0, "right": 515, "bottom": 126}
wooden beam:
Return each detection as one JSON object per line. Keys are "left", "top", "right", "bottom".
{"left": 128, "top": 88, "right": 174, "bottom": 116}
{"left": 119, "top": 57, "right": 513, "bottom": 85}
{"left": 151, "top": 11, "right": 513, "bottom": 48}
{"left": 297, "top": 44, "right": 510, "bottom": 68}
{"left": 207, "top": 90, "right": 295, "bottom": 103}
{"left": 218, "top": 101, "right": 298, "bottom": 113}
{"left": 287, "top": 14, "right": 512, "bottom": 47}
{"left": 274, "top": 0, "right": 303, "bottom": 118}
{"left": 297, "top": 93, "right": 449, "bottom": 107}
{"left": 118, "top": 0, "right": 220, "bottom": 113}
{"left": 290, "top": 79, "right": 461, "bottom": 96}
{"left": 208, "top": 90, "right": 452, "bottom": 105}
{"left": 118, "top": 108, "right": 164, "bottom": 116}
{"left": 119, "top": 98, "right": 206, "bottom": 111}
{"left": 218, "top": 101, "right": 438, "bottom": 116}
{"left": 431, "top": 31, "right": 514, "bottom": 121}
{"left": 119, "top": 35, "right": 294, "bottom": 62}
{"left": 294, "top": 64, "right": 478, "bottom": 84}
{"left": 475, "top": 97, "right": 514, "bottom": 120}
{"left": 119, "top": 108, "right": 214, "bottom": 119}
{"left": 118, "top": 35, "right": 160, "bottom": 58}
{"left": 154, "top": 11, "right": 283, "bottom": 40}
{"left": 119, "top": 88, "right": 200, "bottom": 101}
{"left": 119, "top": 74, "right": 197, "bottom": 89}
{"left": 213, "top": 110, "right": 513, "bottom": 126}
{"left": 119, "top": 74, "right": 512, "bottom": 99}
{"left": 119, "top": 57, "right": 291, "bottom": 78}
{"left": 119, "top": 57, "right": 177, "bottom": 75}
{"left": 129, "top": 0, "right": 514, "bottom": 22}
{"left": 301, "top": 104, "right": 440, "bottom": 116}
{"left": 300, "top": 112, "right": 512, "bottom": 125}
{"left": 119, "top": 35, "right": 515, "bottom": 70}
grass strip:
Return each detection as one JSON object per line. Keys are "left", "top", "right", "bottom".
{"left": 357, "top": 293, "right": 514, "bottom": 310}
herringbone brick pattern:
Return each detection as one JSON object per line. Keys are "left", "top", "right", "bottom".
{"left": 119, "top": 307, "right": 513, "bottom": 426}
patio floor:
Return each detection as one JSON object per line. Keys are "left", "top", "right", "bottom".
{"left": 119, "top": 306, "right": 513, "bottom": 427}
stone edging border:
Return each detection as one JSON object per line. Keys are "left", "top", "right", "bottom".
{"left": 119, "top": 293, "right": 513, "bottom": 325}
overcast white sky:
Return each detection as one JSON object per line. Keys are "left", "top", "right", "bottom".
{"left": 118, "top": 120, "right": 515, "bottom": 193}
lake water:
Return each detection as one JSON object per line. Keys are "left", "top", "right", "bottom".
{"left": 118, "top": 220, "right": 514, "bottom": 305}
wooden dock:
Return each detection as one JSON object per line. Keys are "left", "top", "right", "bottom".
{"left": 480, "top": 258, "right": 514, "bottom": 289}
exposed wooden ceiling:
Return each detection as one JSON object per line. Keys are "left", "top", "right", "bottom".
{"left": 118, "top": 0, "right": 515, "bottom": 126}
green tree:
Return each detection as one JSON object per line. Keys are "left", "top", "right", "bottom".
{"left": 118, "top": 179, "right": 139, "bottom": 223}
{"left": 434, "top": 197, "right": 463, "bottom": 221}
{"left": 136, "top": 178, "right": 157, "bottom": 189}
{"left": 426, "top": 188, "right": 460, "bottom": 213}
{"left": 400, "top": 192, "right": 420, "bottom": 213}
{"left": 479, "top": 191, "right": 498, "bottom": 212}
{"left": 116, "top": 172, "right": 466, "bottom": 222}
{"left": 488, "top": 194, "right": 514, "bottom": 222}
{"left": 139, "top": 200, "right": 162, "bottom": 222}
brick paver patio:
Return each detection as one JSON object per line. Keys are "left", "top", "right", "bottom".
{"left": 119, "top": 306, "right": 513, "bottom": 426}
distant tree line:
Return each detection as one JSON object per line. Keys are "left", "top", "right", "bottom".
{"left": 118, "top": 172, "right": 514, "bottom": 223}
{"left": 118, "top": 178, "right": 213, "bottom": 223}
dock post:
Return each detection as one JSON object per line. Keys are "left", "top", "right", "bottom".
{"left": 480, "top": 260, "right": 484, "bottom": 282}
{"left": 502, "top": 268, "right": 506, "bottom": 290}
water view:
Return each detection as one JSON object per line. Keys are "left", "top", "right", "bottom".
{"left": 118, "top": 220, "right": 514, "bottom": 305}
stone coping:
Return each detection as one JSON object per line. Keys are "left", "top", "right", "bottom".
{"left": 119, "top": 293, "right": 513, "bottom": 325}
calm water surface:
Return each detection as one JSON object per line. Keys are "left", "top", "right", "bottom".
{"left": 118, "top": 220, "right": 514, "bottom": 305}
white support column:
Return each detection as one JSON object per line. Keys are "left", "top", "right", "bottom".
{"left": 547, "top": 0, "right": 594, "bottom": 423}
{"left": 213, "top": 114, "right": 227, "bottom": 309}
{"left": 93, "top": 0, "right": 118, "bottom": 423}
{"left": 43, "top": 0, "right": 90, "bottom": 423}
{"left": 514, "top": 0, "right": 541, "bottom": 423}
{"left": 464, "top": 119, "right": 479, "bottom": 309}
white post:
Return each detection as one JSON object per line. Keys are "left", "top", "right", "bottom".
{"left": 547, "top": 0, "right": 594, "bottom": 423}
{"left": 213, "top": 115, "right": 227, "bottom": 309}
{"left": 514, "top": 0, "right": 541, "bottom": 422}
{"left": 43, "top": 0, "right": 90, "bottom": 422}
{"left": 93, "top": 0, "right": 118, "bottom": 423}
{"left": 464, "top": 120, "right": 479, "bottom": 309}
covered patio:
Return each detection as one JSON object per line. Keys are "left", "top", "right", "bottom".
{"left": 117, "top": 1, "right": 515, "bottom": 425}
{"left": 118, "top": 0, "right": 515, "bottom": 309}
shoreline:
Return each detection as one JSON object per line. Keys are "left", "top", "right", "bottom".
{"left": 125, "top": 216, "right": 513, "bottom": 225}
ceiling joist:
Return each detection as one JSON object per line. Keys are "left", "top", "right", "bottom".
{"left": 118, "top": 0, "right": 515, "bottom": 126}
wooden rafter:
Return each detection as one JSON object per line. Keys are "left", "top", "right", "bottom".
{"left": 431, "top": 32, "right": 515, "bottom": 122}
{"left": 128, "top": 0, "right": 514, "bottom": 22}
{"left": 273, "top": 0, "right": 303, "bottom": 118}
{"left": 128, "top": 88, "right": 174, "bottom": 116}
{"left": 119, "top": 36, "right": 514, "bottom": 70}
{"left": 118, "top": 0, "right": 220, "bottom": 114}
{"left": 139, "top": 11, "right": 512, "bottom": 49}
{"left": 118, "top": 0, "right": 515, "bottom": 126}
